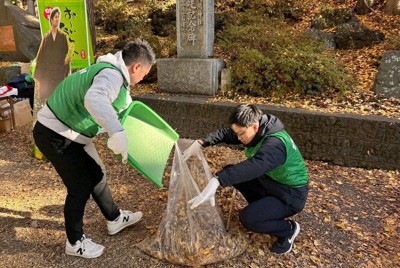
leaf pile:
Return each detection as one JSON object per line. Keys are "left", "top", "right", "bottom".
{"left": 137, "top": 140, "right": 248, "bottom": 266}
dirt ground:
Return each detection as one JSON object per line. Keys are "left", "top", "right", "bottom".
{"left": 0, "top": 124, "right": 399, "bottom": 268}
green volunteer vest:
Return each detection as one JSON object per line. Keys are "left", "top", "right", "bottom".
{"left": 47, "top": 62, "right": 128, "bottom": 137}
{"left": 244, "top": 130, "right": 308, "bottom": 187}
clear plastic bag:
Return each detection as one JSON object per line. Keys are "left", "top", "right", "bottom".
{"left": 137, "top": 139, "right": 248, "bottom": 266}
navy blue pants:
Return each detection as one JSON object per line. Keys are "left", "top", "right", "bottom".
{"left": 233, "top": 175, "right": 308, "bottom": 238}
{"left": 33, "top": 122, "right": 120, "bottom": 244}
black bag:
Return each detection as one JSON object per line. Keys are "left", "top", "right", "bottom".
{"left": 7, "top": 73, "right": 35, "bottom": 109}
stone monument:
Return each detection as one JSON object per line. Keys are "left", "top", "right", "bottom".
{"left": 373, "top": 50, "right": 400, "bottom": 99}
{"left": 157, "top": 0, "right": 224, "bottom": 95}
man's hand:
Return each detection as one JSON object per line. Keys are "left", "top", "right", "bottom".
{"left": 182, "top": 140, "right": 203, "bottom": 162}
{"left": 107, "top": 130, "right": 128, "bottom": 163}
{"left": 188, "top": 177, "right": 220, "bottom": 209}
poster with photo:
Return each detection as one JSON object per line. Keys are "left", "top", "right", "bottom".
{"left": 36, "top": 0, "right": 94, "bottom": 70}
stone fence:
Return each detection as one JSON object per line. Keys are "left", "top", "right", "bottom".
{"left": 134, "top": 94, "right": 400, "bottom": 171}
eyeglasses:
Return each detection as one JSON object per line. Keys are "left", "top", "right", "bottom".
{"left": 236, "top": 127, "right": 249, "bottom": 137}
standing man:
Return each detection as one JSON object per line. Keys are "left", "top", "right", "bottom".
{"left": 33, "top": 39, "right": 156, "bottom": 258}
{"left": 188, "top": 104, "right": 309, "bottom": 254}
{"left": 34, "top": 7, "right": 73, "bottom": 101}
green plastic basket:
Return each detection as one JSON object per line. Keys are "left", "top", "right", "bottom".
{"left": 119, "top": 101, "right": 179, "bottom": 187}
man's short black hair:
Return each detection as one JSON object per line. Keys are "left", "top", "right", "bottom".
{"left": 122, "top": 38, "right": 156, "bottom": 67}
{"left": 50, "top": 7, "right": 60, "bottom": 21}
{"left": 229, "top": 104, "right": 263, "bottom": 127}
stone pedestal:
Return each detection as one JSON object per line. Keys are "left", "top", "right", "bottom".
{"left": 157, "top": 58, "right": 224, "bottom": 95}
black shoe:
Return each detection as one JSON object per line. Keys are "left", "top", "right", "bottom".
{"left": 271, "top": 220, "right": 300, "bottom": 254}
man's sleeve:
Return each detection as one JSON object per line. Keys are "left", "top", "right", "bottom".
{"left": 216, "top": 137, "right": 286, "bottom": 186}
{"left": 203, "top": 127, "right": 241, "bottom": 147}
{"left": 84, "top": 68, "right": 125, "bottom": 136}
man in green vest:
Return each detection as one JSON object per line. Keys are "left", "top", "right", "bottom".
{"left": 33, "top": 39, "right": 156, "bottom": 258}
{"left": 188, "top": 104, "right": 309, "bottom": 254}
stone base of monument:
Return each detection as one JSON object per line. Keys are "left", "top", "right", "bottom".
{"left": 157, "top": 58, "right": 224, "bottom": 95}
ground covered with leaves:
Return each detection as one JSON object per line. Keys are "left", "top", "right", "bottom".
{"left": 0, "top": 125, "right": 398, "bottom": 267}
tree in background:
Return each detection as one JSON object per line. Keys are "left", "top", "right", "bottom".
{"left": 86, "top": 0, "right": 96, "bottom": 55}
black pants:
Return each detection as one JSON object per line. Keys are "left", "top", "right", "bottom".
{"left": 233, "top": 175, "right": 308, "bottom": 238}
{"left": 33, "top": 122, "right": 120, "bottom": 244}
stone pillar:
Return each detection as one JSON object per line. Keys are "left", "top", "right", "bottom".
{"left": 157, "top": 0, "right": 224, "bottom": 95}
{"left": 177, "top": 0, "right": 214, "bottom": 58}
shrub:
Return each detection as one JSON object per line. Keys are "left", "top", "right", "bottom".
{"left": 147, "top": 1, "right": 177, "bottom": 58}
{"left": 148, "top": 2, "right": 176, "bottom": 37}
{"left": 217, "top": 11, "right": 355, "bottom": 97}
{"left": 216, "top": 0, "right": 305, "bottom": 21}
{"left": 95, "top": 0, "right": 131, "bottom": 33}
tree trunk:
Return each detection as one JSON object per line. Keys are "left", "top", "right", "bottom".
{"left": 27, "top": 0, "right": 35, "bottom": 16}
{"left": 384, "top": 0, "right": 400, "bottom": 15}
{"left": 86, "top": 0, "right": 96, "bottom": 55}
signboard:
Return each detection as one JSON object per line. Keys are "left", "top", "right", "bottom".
{"left": 37, "top": 0, "right": 94, "bottom": 69}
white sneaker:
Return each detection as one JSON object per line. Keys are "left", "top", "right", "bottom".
{"left": 65, "top": 235, "right": 104, "bottom": 258}
{"left": 107, "top": 209, "right": 142, "bottom": 235}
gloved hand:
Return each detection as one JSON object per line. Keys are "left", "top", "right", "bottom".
{"left": 188, "top": 177, "right": 220, "bottom": 209}
{"left": 182, "top": 140, "right": 203, "bottom": 162}
{"left": 107, "top": 130, "right": 128, "bottom": 164}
